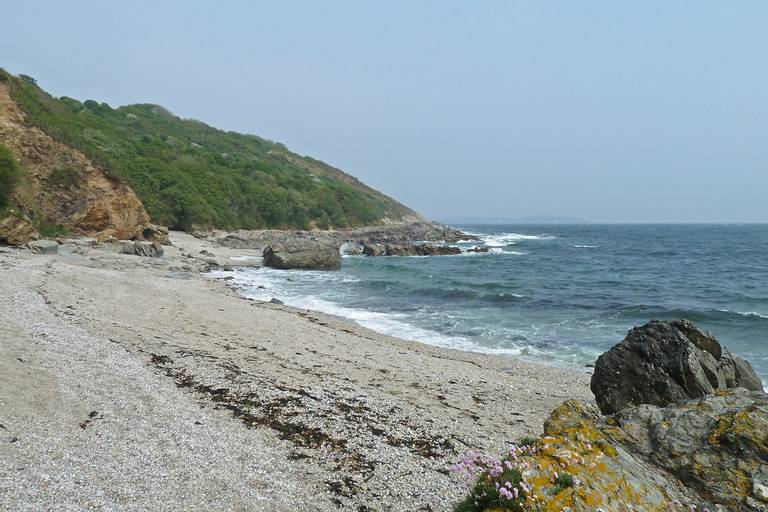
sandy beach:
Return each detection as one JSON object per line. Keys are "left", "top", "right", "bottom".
{"left": 0, "top": 232, "right": 591, "bottom": 511}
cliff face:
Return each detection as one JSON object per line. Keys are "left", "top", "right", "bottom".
{"left": 0, "top": 81, "right": 150, "bottom": 241}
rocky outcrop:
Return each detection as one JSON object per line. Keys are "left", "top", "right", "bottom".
{"left": 362, "top": 242, "right": 461, "bottom": 257}
{"left": 591, "top": 319, "right": 763, "bottom": 415}
{"left": 203, "top": 221, "right": 473, "bottom": 252}
{"left": 455, "top": 320, "right": 767, "bottom": 512}
{"left": 0, "top": 81, "right": 153, "bottom": 242}
{"left": 263, "top": 241, "right": 341, "bottom": 270}
{"left": 0, "top": 212, "right": 38, "bottom": 245}
{"left": 615, "top": 388, "right": 768, "bottom": 510}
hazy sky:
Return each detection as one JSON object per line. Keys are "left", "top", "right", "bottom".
{"left": 2, "top": 1, "right": 767, "bottom": 222}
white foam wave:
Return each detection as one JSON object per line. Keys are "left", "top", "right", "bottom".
{"left": 206, "top": 268, "right": 579, "bottom": 363}
{"left": 736, "top": 311, "right": 768, "bottom": 320}
{"left": 478, "top": 232, "right": 554, "bottom": 247}
{"left": 573, "top": 245, "right": 598, "bottom": 249}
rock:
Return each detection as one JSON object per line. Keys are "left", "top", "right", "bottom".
{"left": 614, "top": 388, "right": 768, "bottom": 510}
{"left": 28, "top": 239, "right": 59, "bottom": 255}
{"left": 339, "top": 242, "right": 363, "bottom": 256}
{"left": 591, "top": 319, "right": 763, "bottom": 415}
{"left": 362, "top": 243, "right": 461, "bottom": 257}
{"left": 362, "top": 243, "right": 386, "bottom": 256}
{"left": 416, "top": 244, "right": 461, "bottom": 256}
{"left": 531, "top": 390, "right": 767, "bottom": 511}
{"left": 262, "top": 241, "right": 341, "bottom": 270}
{"left": 269, "top": 298, "right": 284, "bottom": 305}
{"left": 118, "top": 240, "right": 164, "bottom": 258}
{"left": 0, "top": 213, "right": 39, "bottom": 246}
{"left": 142, "top": 224, "right": 170, "bottom": 245}
{"left": 467, "top": 246, "right": 490, "bottom": 253}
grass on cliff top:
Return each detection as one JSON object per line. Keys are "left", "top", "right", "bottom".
{"left": 2, "top": 69, "right": 417, "bottom": 231}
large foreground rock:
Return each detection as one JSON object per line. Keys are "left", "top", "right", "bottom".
{"left": 591, "top": 319, "right": 763, "bottom": 415}
{"left": 263, "top": 241, "right": 341, "bottom": 270}
{"left": 616, "top": 388, "right": 768, "bottom": 510}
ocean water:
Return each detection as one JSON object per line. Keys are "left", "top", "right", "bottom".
{"left": 214, "top": 224, "right": 768, "bottom": 382}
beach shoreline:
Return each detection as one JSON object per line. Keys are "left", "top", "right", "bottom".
{"left": 0, "top": 232, "right": 591, "bottom": 511}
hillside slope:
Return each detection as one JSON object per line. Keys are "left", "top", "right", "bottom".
{"left": 1, "top": 70, "right": 421, "bottom": 231}
{"left": 0, "top": 79, "right": 150, "bottom": 242}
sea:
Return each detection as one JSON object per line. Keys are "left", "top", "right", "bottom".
{"left": 214, "top": 224, "right": 768, "bottom": 383}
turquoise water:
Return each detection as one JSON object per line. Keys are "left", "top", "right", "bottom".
{"left": 219, "top": 224, "right": 768, "bottom": 381}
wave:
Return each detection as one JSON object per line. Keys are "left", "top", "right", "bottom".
{"left": 718, "top": 310, "right": 768, "bottom": 320}
{"left": 573, "top": 245, "right": 598, "bottom": 249}
{"left": 464, "top": 231, "right": 554, "bottom": 248}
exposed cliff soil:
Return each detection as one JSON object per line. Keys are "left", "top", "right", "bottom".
{"left": 0, "top": 82, "right": 149, "bottom": 241}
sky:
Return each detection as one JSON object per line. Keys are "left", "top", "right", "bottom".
{"left": 2, "top": 1, "right": 767, "bottom": 223}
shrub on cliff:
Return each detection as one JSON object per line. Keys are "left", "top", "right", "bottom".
{"left": 0, "top": 144, "right": 22, "bottom": 209}
{"left": 4, "top": 72, "right": 419, "bottom": 231}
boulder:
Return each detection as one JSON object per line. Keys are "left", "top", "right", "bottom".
{"left": 118, "top": 240, "right": 164, "bottom": 258}
{"left": 28, "top": 239, "right": 59, "bottom": 255}
{"left": 0, "top": 214, "right": 39, "bottom": 246}
{"left": 340, "top": 242, "right": 363, "bottom": 256}
{"left": 362, "top": 243, "right": 386, "bottom": 256}
{"left": 263, "top": 241, "right": 341, "bottom": 270}
{"left": 591, "top": 319, "right": 763, "bottom": 415}
{"left": 142, "top": 224, "right": 170, "bottom": 245}
{"left": 467, "top": 246, "right": 490, "bottom": 253}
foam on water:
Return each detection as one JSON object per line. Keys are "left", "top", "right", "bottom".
{"left": 210, "top": 224, "right": 768, "bottom": 380}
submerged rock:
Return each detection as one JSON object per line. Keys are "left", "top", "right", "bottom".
{"left": 263, "top": 241, "right": 341, "bottom": 270}
{"left": 591, "top": 319, "right": 763, "bottom": 415}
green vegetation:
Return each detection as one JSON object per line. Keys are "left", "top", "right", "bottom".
{"left": 47, "top": 167, "right": 81, "bottom": 190}
{"left": 551, "top": 472, "right": 574, "bottom": 494}
{"left": 0, "top": 144, "right": 23, "bottom": 209}
{"left": 3, "top": 70, "right": 417, "bottom": 230}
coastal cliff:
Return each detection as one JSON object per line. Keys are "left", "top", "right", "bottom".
{"left": 0, "top": 79, "right": 151, "bottom": 242}
{"left": 0, "top": 69, "right": 422, "bottom": 233}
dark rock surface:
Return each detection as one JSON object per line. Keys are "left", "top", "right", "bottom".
{"left": 362, "top": 242, "right": 461, "bottom": 257}
{"left": 118, "top": 240, "right": 164, "bottom": 258}
{"left": 263, "top": 241, "right": 341, "bottom": 270}
{"left": 204, "top": 221, "right": 473, "bottom": 252}
{"left": 591, "top": 319, "right": 763, "bottom": 415}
